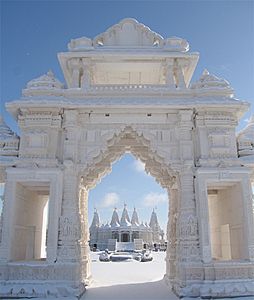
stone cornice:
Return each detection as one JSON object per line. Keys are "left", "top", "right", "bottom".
{"left": 6, "top": 96, "right": 249, "bottom": 121}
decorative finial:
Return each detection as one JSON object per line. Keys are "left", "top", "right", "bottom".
{"left": 202, "top": 69, "right": 209, "bottom": 76}
{"left": 47, "top": 69, "right": 54, "bottom": 77}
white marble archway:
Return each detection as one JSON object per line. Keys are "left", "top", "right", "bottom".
{"left": 60, "top": 125, "right": 182, "bottom": 286}
{"left": 0, "top": 18, "right": 253, "bottom": 299}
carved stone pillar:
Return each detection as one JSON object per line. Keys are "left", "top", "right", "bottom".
{"left": 63, "top": 110, "right": 79, "bottom": 163}
{"left": 57, "top": 162, "right": 81, "bottom": 263}
{"left": 242, "top": 175, "right": 254, "bottom": 261}
{"left": 0, "top": 180, "right": 5, "bottom": 246}
{"left": 0, "top": 175, "right": 15, "bottom": 262}
{"left": 81, "top": 58, "right": 92, "bottom": 91}
{"left": 176, "top": 169, "right": 200, "bottom": 264}
{"left": 164, "top": 59, "right": 175, "bottom": 88}
{"left": 174, "top": 59, "right": 186, "bottom": 89}
{"left": 68, "top": 58, "right": 82, "bottom": 88}
{"left": 178, "top": 109, "right": 195, "bottom": 164}
{"left": 166, "top": 186, "right": 178, "bottom": 281}
{"left": 79, "top": 183, "right": 91, "bottom": 284}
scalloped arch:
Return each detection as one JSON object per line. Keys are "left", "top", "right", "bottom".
{"left": 79, "top": 126, "right": 178, "bottom": 190}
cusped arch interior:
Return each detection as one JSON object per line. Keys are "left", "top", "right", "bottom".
{"left": 80, "top": 126, "right": 177, "bottom": 190}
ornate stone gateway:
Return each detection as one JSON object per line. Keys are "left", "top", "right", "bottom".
{"left": 0, "top": 19, "right": 253, "bottom": 298}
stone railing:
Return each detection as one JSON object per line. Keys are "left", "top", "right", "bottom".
{"left": 87, "top": 84, "right": 183, "bottom": 93}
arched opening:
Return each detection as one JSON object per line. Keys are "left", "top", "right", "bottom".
{"left": 78, "top": 127, "right": 177, "bottom": 288}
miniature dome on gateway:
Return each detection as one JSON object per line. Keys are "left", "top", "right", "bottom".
{"left": 0, "top": 116, "right": 19, "bottom": 157}
{"left": 191, "top": 69, "right": 234, "bottom": 96}
{"left": 22, "top": 70, "right": 64, "bottom": 96}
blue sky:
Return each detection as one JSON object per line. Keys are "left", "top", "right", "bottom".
{"left": 1, "top": 1, "right": 254, "bottom": 230}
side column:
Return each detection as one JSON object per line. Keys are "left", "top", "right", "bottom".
{"left": 172, "top": 168, "right": 202, "bottom": 297}
{"left": 79, "top": 183, "right": 91, "bottom": 284}
{"left": 0, "top": 172, "right": 15, "bottom": 262}
{"left": 165, "top": 186, "right": 178, "bottom": 282}
{"left": 57, "top": 163, "right": 81, "bottom": 263}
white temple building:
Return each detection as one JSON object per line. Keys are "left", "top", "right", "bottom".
{"left": 89, "top": 205, "right": 164, "bottom": 250}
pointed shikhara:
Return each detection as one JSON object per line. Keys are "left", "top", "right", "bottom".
{"left": 0, "top": 18, "right": 253, "bottom": 298}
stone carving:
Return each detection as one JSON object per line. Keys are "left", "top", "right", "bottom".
{"left": 93, "top": 18, "right": 163, "bottom": 47}
{"left": 60, "top": 217, "right": 79, "bottom": 239}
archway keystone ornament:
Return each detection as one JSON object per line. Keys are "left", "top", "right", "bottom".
{"left": 0, "top": 19, "right": 254, "bottom": 298}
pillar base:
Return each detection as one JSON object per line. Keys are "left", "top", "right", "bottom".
{"left": 172, "top": 280, "right": 254, "bottom": 298}
{"left": 164, "top": 261, "right": 254, "bottom": 298}
{"left": 0, "top": 281, "right": 86, "bottom": 299}
{"left": 0, "top": 261, "right": 88, "bottom": 298}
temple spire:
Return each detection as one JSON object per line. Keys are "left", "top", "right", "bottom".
{"left": 131, "top": 207, "right": 140, "bottom": 226}
{"left": 90, "top": 209, "right": 100, "bottom": 229}
{"left": 149, "top": 209, "right": 159, "bottom": 229}
{"left": 120, "top": 204, "right": 131, "bottom": 226}
{"left": 110, "top": 207, "right": 120, "bottom": 227}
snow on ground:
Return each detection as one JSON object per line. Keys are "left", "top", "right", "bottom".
{"left": 82, "top": 251, "right": 254, "bottom": 300}
{"left": 82, "top": 251, "right": 178, "bottom": 300}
